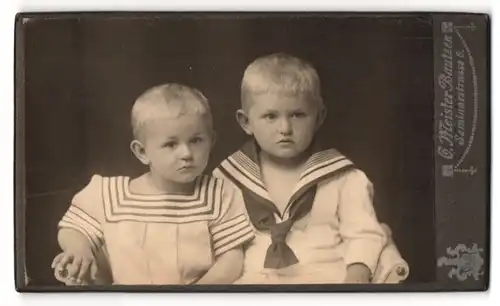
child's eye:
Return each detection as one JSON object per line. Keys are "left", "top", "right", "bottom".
{"left": 291, "top": 112, "right": 307, "bottom": 118}
{"left": 263, "top": 113, "right": 277, "bottom": 120}
{"left": 163, "top": 141, "right": 177, "bottom": 148}
{"left": 191, "top": 137, "right": 204, "bottom": 144}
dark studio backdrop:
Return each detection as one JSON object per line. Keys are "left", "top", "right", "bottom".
{"left": 20, "top": 13, "right": 435, "bottom": 285}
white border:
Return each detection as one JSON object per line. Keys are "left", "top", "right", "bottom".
{"left": 1, "top": 0, "right": 495, "bottom": 305}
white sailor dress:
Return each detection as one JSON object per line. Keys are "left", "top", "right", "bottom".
{"left": 58, "top": 174, "right": 255, "bottom": 285}
{"left": 214, "top": 141, "right": 387, "bottom": 284}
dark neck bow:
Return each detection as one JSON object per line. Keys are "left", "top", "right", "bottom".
{"left": 217, "top": 140, "right": 354, "bottom": 269}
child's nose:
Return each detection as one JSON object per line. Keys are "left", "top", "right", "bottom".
{"left": 277, "top": 118, "right": 293, "bottom": 135}
{"left": 178, "top": 144, "right": 194, "bottom": 160}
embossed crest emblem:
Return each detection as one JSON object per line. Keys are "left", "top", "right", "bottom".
{"left": 437, "top": 244, "right": 484, "bottom": 281}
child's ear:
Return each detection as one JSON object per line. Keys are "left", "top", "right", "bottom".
{"left": 236, "top": 109, "right": 253, "bottom": 136}
{"left": 130, "top": 140, "right": 150, "bottom": 166}
{"left": 315, "top": 106, "right": 327, "bottom": 131}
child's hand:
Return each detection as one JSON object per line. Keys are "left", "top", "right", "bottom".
{"left": 344, "top": 263, "right": 371, "bottom": 284}
{"left": 51, "top": 250, "right": 95, "bottom": 286}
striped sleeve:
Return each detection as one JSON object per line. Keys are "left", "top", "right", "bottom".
{"left": 58, "top": 175, "right": 105, "bottom": 253}
{"left": 209, "top": 180, "right": 255, "bottom": 257}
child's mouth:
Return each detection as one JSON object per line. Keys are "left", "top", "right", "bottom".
{"left": 178, "top": 165, "right": 195, "bottom": 171}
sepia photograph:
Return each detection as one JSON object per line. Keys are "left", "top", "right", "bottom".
{"left": 14, "top": 12, "right": 489, "bottom": 292}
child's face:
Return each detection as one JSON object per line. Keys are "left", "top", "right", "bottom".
{"left": 139, "top": 112, "right": 213, "bottom": 184}
{"left": 241, "top": 93, "right": 323, "bottom": 160}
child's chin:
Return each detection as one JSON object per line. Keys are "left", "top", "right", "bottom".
{"left": 173, "top": 173, "right": 201, "bottom": 183}
{"left": 270, "top": 150, "right": 303, "bottom": 160}
{"left": 176, "top": 176, "right": 199, "bottom": 184}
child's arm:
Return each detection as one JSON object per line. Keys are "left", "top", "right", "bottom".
{"left": 195, "top": 247, "right": 244, "bottom": 284}
{"left": 202, "top": 179, "right": 255, "bottom": 284}
{"left": 52, "top": 228, "right": 95, "bottom": 284}
{"left": 337, "top": 169, "right": 387, "bottom": 283}
{"left": 58, "top": 227, "right": 94, "bottom": 254}
{"left": 53, "top": 175, "right": 107, "bottom": 285}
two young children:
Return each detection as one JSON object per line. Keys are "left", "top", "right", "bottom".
{"left": 52, "top": 53, "right": 387, "bottom": 285}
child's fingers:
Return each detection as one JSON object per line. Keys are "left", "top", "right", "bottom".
{"left": 54, "top": 263, "right": 69, "bottom": 283}
{"left": 57, "top": 253, "right": 75, "bottom": 269}
{"left": 54, "top": 270, "right": 68, "bottom": 283}
{"left": 66, "top": 257, "right": 83, "bottom": 278}
{"left": 90, "top": 261, "right": 99, "bottom": 280}
{"left": 51, "top": 253, "right": 65, "bottom": 268}
{"left": 53, "top": 253, "right": 74, "bottom": 283}
{"left": 76, "top": 258, "right": 92, "bottom": 282}
{"left": 65, "top": 276, "right": 79, "bottom": 286}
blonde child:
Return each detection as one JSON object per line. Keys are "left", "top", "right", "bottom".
{"left": 213, "top": 53, "right": 388, "bottom": 284}
{"left": 51, "top": 83, "right": 254, "bottom": 285}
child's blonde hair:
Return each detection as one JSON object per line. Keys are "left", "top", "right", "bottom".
{"left": 241, "top": 53, "right": 323, "bottom": 111}
{"left": 131, "top": 83, "right": 213, "bottom": 141}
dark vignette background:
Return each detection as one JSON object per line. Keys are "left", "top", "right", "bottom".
{"left": 21, "top": 14, "right": 435, "bottom": 285}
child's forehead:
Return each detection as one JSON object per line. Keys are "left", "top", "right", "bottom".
{"left": 138, "top": 99, "right": 205, "bottom": 118}
{"left": 141, "top": 112, "right": 211, "bottom": 136}
{"left": 249, "top": 92, "right": 316, "bottom": 109}
{"left": 143, "top": 111, "right": 208, "bottom": 127}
